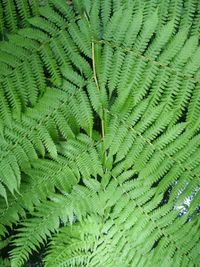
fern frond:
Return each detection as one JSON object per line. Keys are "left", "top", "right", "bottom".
{"left": 145, "top": 20, "right": 175, "bottom": 59}
{"left": 0, "top": 1, "right": 200, "bottom": 266}
{"left": 45, "top": 214, "right": 105, "bottom": 267}
{"left": 1, "top": 0, "right": 40, "bottom": 34}
{"left": 0, "top": 87, "right": 80, "bottom": 197}
{"left": 10, "top": 178, "right": 102, "bottom": 266}
{"left": 2, "top": 0, "right": 18, "bottom": 33}
{"left": 134, "top": 10, "right": 159, "bottom": 53}
{"left": 0, "top": 151, "right": 82, "bottom": 236}
{"left": 10, "top": 195, "right": 69, "bottom": 267}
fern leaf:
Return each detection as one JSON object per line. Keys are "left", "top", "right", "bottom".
{"left": 15, "top": 0, "right": 30, "bottom": 27}
{"left": 124, "top": 7, "right": 143, "bottom": 47}
{"left": 49, "top": 0, "right": 74, "bottom": 20}
{"left": 69, "top": 91, "right": 93, "bottom": 135}
{"left": 37, "top": 126, "right": 57, "bottom": 159}
{"left": 159, "top": 28, "right": 188, "bottom": 64}
{"left": 68, "top": 21, "right": 91, "bottom": 57}
{"left": 40, "top": 45, "right": 62, "bottom": 86}
{"left": 173, "top": 35, "right": 198, "bottom": 69}
{"left": 10, "top": 197, "right": 65, "bottom": 267}
{"left": 134, "top": 10, "right": 159, "bottom": 53}
{"left": 87, "top": 81, "right": 102, "bottom": 116}
{"left": 100, "top": 0, "right": 112, "bottom": 29}
{"left": 28, "top": 16, "right": 58, "bottom": 36}
{"left": 2, "top": 0, "right": 17, "bottom": 32}
{"left": 154, "top": 123, "right": 187, "bottom": 149}
{"left": 2, "top": 77, "right": 21, "bottom": 117}
{"left": 145, "top": 20, "right": 175, "bottom": 59}
{"left": 184, "top": 46, "right": 200, "bottom": 76}
{"left": 39, "top": 6, "right": 66, "bottom": 28}
{"left": 0, "top": 1, "right": 200, "bottom": 267}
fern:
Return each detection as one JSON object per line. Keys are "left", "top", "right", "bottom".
{"left": 0, "top": 0, "right": 200, "bottom": 266}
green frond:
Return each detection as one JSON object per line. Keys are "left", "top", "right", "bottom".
{"left": 68, "top": 21, "right": 91, "bottom": 57}
{"left": 158, "top": 28, "right": 189, "bottom": 64}
{"left": 1, "top": 0, "right": 40, "bottom": 34}
{"left": 10, "top": 195, "right": 68, "bottom": 267}
{"left": 49, "top": 0, "right": 74, "bottom": 19}
{"left": 40, "top": 45, "right": 62, "bottom": 86}
{"left": 57, "top": 135, "right": 103, "bottom": 179}
{"left": 173, "top": 35, "right": 199, "bottom": 69}
{"left": 45, "top": 221, "right": 99, "bottom": 267}
{"left": 0, "top": 152, "right": 82, "bottom": 236}
{"left": 2, "top": 0, "right": 18, "bottom": 33}
{"left": 145, "top": 20, "right": 175, "bottom": 59}
{"left": 0, "top": 87, "right": 80, "bottom": 197}
{"left": 124, "top": 7, "right": 144, "bottom": 47}
{"left": 187, "top": 84, "right": 200, "bottom": 125}
{"left": 100, "top": 0, "right": 112, "bottom": 30}
{"left": 0, "top": 1, "right": 200, "bottom": 267}
{"left": 10, "top": 179, "right": 102, "bottom": 266}
{"left": 134, "top": 10, "right": 159, "bottom": 53}
{"left": 180, "top": 0, "right": 198, "bottom": 29}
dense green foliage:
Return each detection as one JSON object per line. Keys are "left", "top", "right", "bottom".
{"left": 0, "top": 0, "right": 200, "bottom": 266}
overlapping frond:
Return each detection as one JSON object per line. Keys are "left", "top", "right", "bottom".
{"left": 0, "top": 0, "right": 200, "bottom": 266}
{"left": 0, "top": 0, "right": 92, "bottom": 127}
